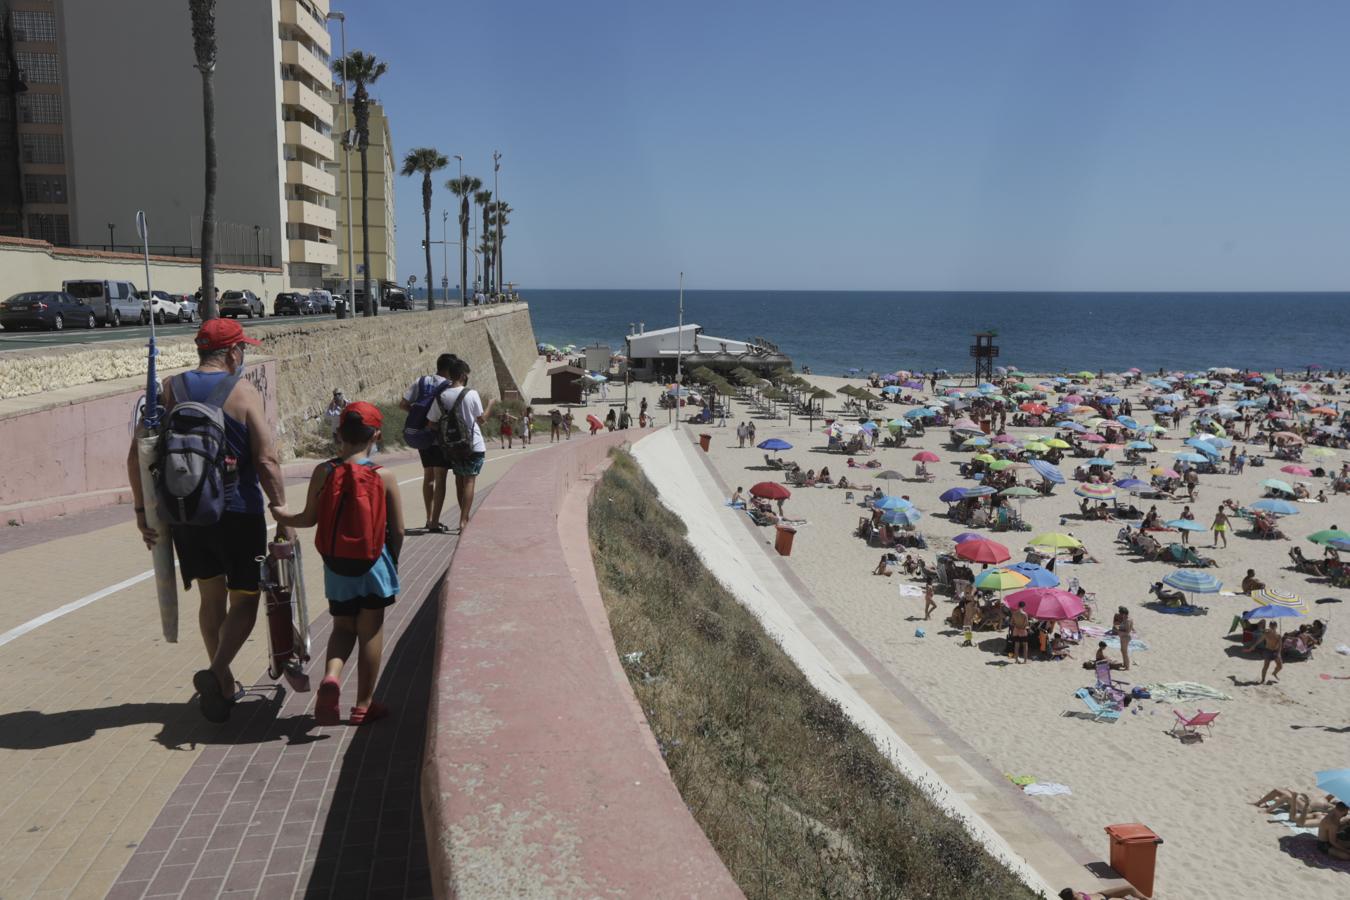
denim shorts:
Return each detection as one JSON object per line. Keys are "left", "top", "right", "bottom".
{"left": 451, "top": 451, "right": 485, "bottom": 477}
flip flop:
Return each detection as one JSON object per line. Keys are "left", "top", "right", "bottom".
{"left": 193, "top": 669, "right": 231, "bottom": 723}
{"left": 428, "top": 523, "right": 450, "bottom": 534}
{"left": 315, "top": 676, "right": 342, "bottom": 726}
{"left": 349, "top": 702, "right": 390, "bottom": 726}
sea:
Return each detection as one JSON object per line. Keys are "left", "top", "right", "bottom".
{"left": 525, "top": 290, "right": 1350, "bottom": 376}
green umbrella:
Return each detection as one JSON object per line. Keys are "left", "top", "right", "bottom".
{"left": 1308, "top": 528, "right": 1350, "bottom": 545}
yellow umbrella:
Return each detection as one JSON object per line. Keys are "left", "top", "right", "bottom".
{"left": 1023, "top": 441, "right": 1050, "bottom": 453}
{"left": 1029, "top": 532, "right": 1083, "bottom": 550}
{"left": 1044, "top": 438, "right": 1071, "bottom": 449}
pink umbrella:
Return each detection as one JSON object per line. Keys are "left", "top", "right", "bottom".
{"left": 1154, "top": 467, "right": 1181, "bottom": 478}
{"left": 1281, "top": 465, "right": 1313, "bottom": 476}
{"left": 912, "top": 450, "right": 940, "bottom": 462}
{"left": 993, "top": 434, "right": 1018, "bottom": 443}
{"left": 1064, "top": 394, "right": 1083, "bottom": 404}
{"left": 1003, "top": 587, "right": 1085, "bottom": 620}
{"left": 1079, "top": 433, "right": 1105, "bottom": 443}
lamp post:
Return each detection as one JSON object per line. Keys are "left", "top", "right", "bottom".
{"left": 492, "top": 150, "right": 501, "bottom": 299}
{"left": 674, "top": 272, "right": 684, "bottom": 429}
{"left": 441, "top": 210, "right": 450, "bottom": 306}
{"left": 326, "top": 10, "right": 354, "bottom": 320}
{"left": 453, "top": 154, "right": 464, "bottom": 304}
{"left": 253, "top": 224, "right": 261, "bottom": 266}
{"left": 107, "top": 222, "right": 115, "bottom": 251}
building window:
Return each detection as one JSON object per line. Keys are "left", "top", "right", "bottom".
{"left": 23, "top": 174, "right": 66, "bottom": 204}
{"left": 18, "top": 92, "right": 61, "bottom": 124}
{"left": 15, "top": 51, "right": 59, "bottom": 84}
{"left": 20, "top": 133, "right": 63, "bottom": 164}
{"left": 27, "top": 213, "right": 69, "bottom": 244}
{"left": 11, "top": 10, "right": 57, "bottom": 42}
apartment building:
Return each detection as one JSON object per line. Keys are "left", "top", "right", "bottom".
{"left": 329, "top": 96, "right": 396, "bottom": 290}
{"left": 0, "top": 0, "right": 343, "bottom": 289}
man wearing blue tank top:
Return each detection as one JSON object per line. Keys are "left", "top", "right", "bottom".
{"left": 127, "top": 318, "right": 288, "bottom": 722}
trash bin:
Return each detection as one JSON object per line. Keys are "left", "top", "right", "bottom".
{"left": 1104, "top": 823, "right": 1163, "bottom": 898}
{"left": 775, "top": 525, "right": 797, "bottom": 556}
{"left": 698, "top": 433, "right": 712, "bottom": 452}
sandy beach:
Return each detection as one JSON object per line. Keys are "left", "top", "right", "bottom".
{"left": 646, "top": 371, "right": 1350, "bottom": 900}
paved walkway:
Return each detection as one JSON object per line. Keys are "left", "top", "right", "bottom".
{"left": 0, "top": 446, "right": 544, "bottom": 899}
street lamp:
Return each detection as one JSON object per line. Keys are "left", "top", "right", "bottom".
{"left": 441, "top": 210, "right": 450, "bottom": 306}
{"left": 326, "top": 10, "right": 354, "bottom": 320}
{"left": 452, "top": 154, "right": 464, "bottom": 304}
{"left": 107, "top": 222, "right": 116, "bottom": 250}
{"left": 492, "top": 150, "right": 500, "bottom": 298}
{"left": 253, "top": 224, "right": 261, "bottom": 266}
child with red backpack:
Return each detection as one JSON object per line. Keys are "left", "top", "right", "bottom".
{"left": 270, "top": 402, "right": 404, "bottom": 725}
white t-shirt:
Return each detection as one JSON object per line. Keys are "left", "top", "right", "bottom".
{"left": 403, "top": 374, "right": 446, "bottom": 404}
{"left": 427, "top": 384, "right": 486, "bottom": 453}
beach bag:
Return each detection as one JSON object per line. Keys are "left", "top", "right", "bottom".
{"left": 402, "top": 376, "right": 450, "bottom": 449}
{"left": 316, "top": 460, "right": 386, "bottom": 576}
{"left": 155, "top": 373, "right": 238, "bottom": 526}
{"left": 436, "top": 387, "right": 472, "bottom": 462}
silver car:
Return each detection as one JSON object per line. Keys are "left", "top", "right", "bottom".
{"left": 219, "top": 289, "right": 265, "bottom": 319}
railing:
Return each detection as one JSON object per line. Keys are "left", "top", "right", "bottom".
{"left": 60, "top": 244, "right": 274, "bottom": 266}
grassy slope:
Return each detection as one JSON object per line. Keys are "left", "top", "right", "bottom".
{"left": 590, "top": 450, "right": 1038, "bottom": 900}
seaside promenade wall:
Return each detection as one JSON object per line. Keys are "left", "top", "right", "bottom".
{"left": 423, "top": 430, "right": 742, "bottom": 897}
{"left": 0, "top": 303, "right": 537, "bottom": 519}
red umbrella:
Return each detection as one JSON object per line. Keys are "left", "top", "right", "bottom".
{"left": 1019, "top": 402, "right": 1048, "bottom": 414}
{"left": 749, "top": 482, "right": 791, "bottom": 500}
{"left": 955, "top": 538, "right": 1011, "bottom": 564}
{"left": 912, "top": 450, "right": 940, "bottom": 463}
{"left": 1003, "top": 587, "right": 1085, "bottom": 620}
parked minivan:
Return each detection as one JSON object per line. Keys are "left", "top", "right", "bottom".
{"left": 62, "top": 279, "right": 141, "bottom": 327}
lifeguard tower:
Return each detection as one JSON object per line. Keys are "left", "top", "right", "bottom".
{"left": 970, "top": 331, "right": 999, "bottom": 383}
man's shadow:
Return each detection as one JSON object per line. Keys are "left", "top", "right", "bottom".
{"left": 0, "top": 687, "right": 327, "bottom": 751}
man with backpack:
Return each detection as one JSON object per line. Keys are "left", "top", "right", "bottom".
{"left": 425, "top": 355, "right": 495, "bottom": 534}
{"left": 126, "top": 318, "right": 288, "bottom": 723}
{"left": 399, "top": 353, "right": 454, "bottom": 533}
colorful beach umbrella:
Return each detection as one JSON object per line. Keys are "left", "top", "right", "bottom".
{"left": 749, "top": 482, "right": 791, "bottom": 500}
{"left": 975, "top": 569, "right": 1029, "bottom": 592}
{"left": 956, "top": 539, "right": 1011, "bottom": 564}
{"left": 1162, "top": 570, "right": 1222, "bottom": 594}
{"left": 1308, "top": 528, "right": 1350, "bottom": 545}
{"left": 1074, "top": 484, "right": 1116, "bottom": 499}
{"left": 1004, "top": 587, "right": 1085, "bottom": 620}
{"left": 1001, "top": 562, "right": 1060, "bottom": 588}
{"left": 1044, "top": 438, "right": 1071, "bottom": 449}
{"left": 882, "top": 507, "right": 923, "bottom": 526}
{"left": 1249, "top": 587, "right": 1307, "bottom": 613}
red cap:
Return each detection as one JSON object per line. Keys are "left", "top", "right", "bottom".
{"left": 341, "top": 401, "right": 382, "bottom": 430}
{"left": 195, "top": 318, "right": 262, "bottom": 351}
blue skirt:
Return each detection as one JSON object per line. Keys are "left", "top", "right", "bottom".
{"left": 324, "top": 546, "right": 400, "bottom": 602}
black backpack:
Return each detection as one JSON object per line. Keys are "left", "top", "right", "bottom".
{"left": 436, "top": 387, "right": 472, "bottom": 461}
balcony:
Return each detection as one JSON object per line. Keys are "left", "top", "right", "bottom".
{"left": 282, "top": 80, "right": 332, "bottom": 127}
{"left": 289, "top": 238, "right": 338, "bottom": 266}
{"left": 286, "top": 160, "right": 335, "bottom": 196}
{"left": 284, "top": 120, "right": 335, "bottom": 162}
{"left": 282, "top": 40, "right": 331, "bottom": 87}
{"left": 280, "top": 0, "right": 331, "bottom": 54}
{"left": 287, "top": 199, "right": 337, "bottom": 231}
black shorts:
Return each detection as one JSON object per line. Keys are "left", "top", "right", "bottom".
{"left": 1262, "top": 647, "right": 1282, "bottom": 662}
{"left": 418, "top": 445, "right": 450, "bottom": 469}
{"left": 171, "top": 511, "right": 268, "bottom": 593}
{"left": 328, "top": 594, "right": 396, "bottom": 617}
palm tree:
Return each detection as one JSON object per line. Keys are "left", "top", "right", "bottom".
{"left": 473, "top": 188, "right": 492, "bottom": 294}
{"left": 445, "top": 175, "right": 480, "bottom": 306}
{"left": 188, "top": 0, "right": 218, "bottom": 319}
{"left": 400, "top": 148, "right": 448, "bottom": 310}
{"left": 492, "top": 201, "right": 511, "bottom": 296}
{"left": 333, "top": 50, "right": 387, "bottom": 317}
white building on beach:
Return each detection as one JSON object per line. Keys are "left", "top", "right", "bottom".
{"left": 624, "top": 323, "right": 790, "bottom": 381}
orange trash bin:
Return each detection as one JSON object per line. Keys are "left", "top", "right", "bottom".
{"left": 1104, "top": 823, "right": 1163, "bottom": 898}
{"left": 775, "top": 525, "right": 797, "bottom": 556}
{"left": 698, "top": 433, "right": 712, "bottom": 452}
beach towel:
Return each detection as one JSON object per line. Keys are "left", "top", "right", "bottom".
{"left": 1144, "top": 682, "right": 1233, "bottom": 703}
{"left": 1079, "top": 623, "right": 1112, "bottom": 638}
{"left": 1267, "top": 812, "right": 1318, "bottom": 836}
{"left": 1102, "top": 637, "right": 1150, "bottom": 652}
{"left": 1004, "top": 774, "right": 1036, "bottom": 786}
{"left": 1023, "top": 782, "right": 1072, "bottom": 797}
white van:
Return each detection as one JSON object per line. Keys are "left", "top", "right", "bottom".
{"left": 62, "top": 279, "right": 141, "bottom": 327}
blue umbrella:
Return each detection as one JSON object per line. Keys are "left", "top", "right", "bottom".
{"left": 1116, "top": 416, "right": 1141, "bottom": 430}
{"left": 963, "top": 485, "right": 997, "bottom": 497}
{"left": 1203, "top": 436, "right": 1234, "bottom": 448}
{"left": 1166, "top": 519, "right": 1207, "bottom": 531}
{"left": 881, "top": 385, "right": 900, "bottom": 394}
{"left": 1115, "top": 477, "right": 1149, "bottom": 492}
{"left": 1162, "top": 570, "right": 1223, "bottom": 593}
{"left": 882, "top": 507, "right": 923, "bottom": 526}
{"left": 953, "top": 532, "right": 984, "bottom": 543}
{"left": 1251, "top": 498, "right": 1299, "bottom": 516}
{"left": 861, "top": 421, "right": 878, "bottom": 431}
{"left": 905, "top": 408, "right": 936, "bottom": 419}
{"left": 1155, "top": 405, "right": 1175, "bottom": 414}
{"left": 1316, "top": 769, "right": 1350, "bottom": 805}
{"left": 1244, "top": 604, "right": 1304, "bottom": 620}
{"left": 1058, "top": 422, "right": 1087, "bottom": 433}
{"left": 939, "top": 487, "right": 968, "bottom": 503}
{"left": 848, "top": 367, "right": 861, "bottom": 374}
{"left": 1127, "top": 440, "right": 1155, "bottom": 450}
{"left": 1087, "top": 458, "right": 1115, "bottom": 467}
{"left": 1030, "top": 459, "right": 1065, "bottom": 484}
{"left": 757, "top": 438, "right": 793, "bottom": 451}
{"left": 1100, "top": 396, "right": 1121, "bottom": 405}
{"left": 1000, "top": 561, "right": 1060, "bottom": 588}
{"left": 1174, "top": 451, "right": 1209, "bottom": 464}
{"left": 873, "top": 495, "right": 914, "bottom": 510}
{"left": 1331, "top": 538, "right": 1350, "bottom": 552}
{"left": 1052, "top": 403, "right": 1075, "bottom": 414}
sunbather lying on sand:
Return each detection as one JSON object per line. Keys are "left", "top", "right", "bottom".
{"left": 1254, "top": 789, "right": 1336, "bottom": 826}
{"left": 1058, "top": 886, "right": 1147, "bottom": 899}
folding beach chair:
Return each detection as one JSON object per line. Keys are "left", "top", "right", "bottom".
{"left": 1170, "top": 710, "right": 1219, "bottom": 739}
{"left": 1073, "top": 688, "right": 1121, "bottom": 722}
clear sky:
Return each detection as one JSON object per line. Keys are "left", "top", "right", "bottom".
{"left": 342, "top": 0, "right": 1350, "bottom": 292}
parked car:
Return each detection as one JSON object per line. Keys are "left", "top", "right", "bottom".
{"left": 177, "top": 294, "right": 199, "bottom": 322}
{"left": 382, "top": 286, "right": 412, "bottom": 310}
{"left": 137, "top": 290, "right": 187, "bottom": 324}
{"left": 0, "top": 291, "right": 98, "bottom": 331}
{"left": 274, "top": 291, "right": 318, "bottom": 316}
{"left": 309, "top": 289, "right": 334, "bottom": 313}
{"left": 219, "top": 289, "right": 264, "bottom": 319}
{"left": 62, "top": 279, "right": 140, "bottom": 327}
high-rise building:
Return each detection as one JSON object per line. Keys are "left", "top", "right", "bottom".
{"left": 25, "top": 0, "right": 341, "bottom": 288}
{"left": 329, "top": 96, "right": 396, "bottom": 292}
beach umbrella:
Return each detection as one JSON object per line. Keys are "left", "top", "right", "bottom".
{"left": 1162, "top": 570, "right": 1222, "bottom": 594}
{"left": 1029, "top": 460, "right": 1065, "bottom": 483}
{"left": 999, "top": 485, "right": 1038, "bottom": 497}
{"left": 1127, "top": 440, "right": 1155, "bottom": 450}
{"left": 1316, "top": 770, "right": 1350, "bottom": 806}
{"left": 1058, "top": 421, "right": 1087, "bottom": 433}
{"left": 976, "top": 569, "right": 1030, "bottom": 592}
{"left": 972, "top": 453, "right": 997, "bottom": 464}
{"left": 1023, "top": 441, "right": 1050, "bottom": 453}
{"left": 1260, "top": 478, "right": 1295, "bottom": 495}
{"left": 1308, "top": 528, "right": 1350, "bottom": 545}
{"left": 1001, "top": 561, "right": 1060, "bottom": 588}
{"left": 1117, "top": 416, "right": 1141, "bottom": 430}
{"left": 963, "top": 485, "right": 998, "bottom": 498}
{"left": 1075, "top": 484, "right": 1117, "bottom": 500}
{"left": 875, "top": 470, "right": 903, "bottom": 482}
{"left": 1331, "top": 538, "right": 1350, "bottom": 552}
{"left": 1250, "top": 498, "right": 1299, "bottom": 516}
{"left": 989, "top": 460, "right": 1020, "bottom": 472}
{"left": 1244, "top": 604, "right": 1305, "bottom": 620}
{"left": 1086, "top": 458, "right": 1116, "bottom": 468}
{"left": 757, "top": 438, "right": 793, "bottom": 451}
{"left": 1150, "top": 467, "right": 1181, "bottom": 479}
{"left": 873, "top": 495, "right": 914, "bottom": 510}
{"left": 1004, "top": 587, "right": 1085, "bottom": 621}
{"left": 1114, "top": 477, "right": 1149, "bottom": 492}
{"left": 882, "top": 507, "right": 923, "bottom": 526}
{"left": 1029, "top": 532, "right": 1082, "bottom": 550}
{"left": 1165, "top": 519, "right": 1207, "bottom": 532}
{"left": 1249, "top": 587, "right": 1308, "bottom": 613}
{"left": 1044, "top": 438, "right": 1071, "bottom": 449}
{"left": 1307, "top": 446, "right": 1337, "bottom": 459}
{"left": 962, "top": 437, "right": 992, "bottom": 449}
{"left": 1079, "top": 433, "right": 1106, "bottom": 443}
{"left": 911, "top": 450, "right": 940, "bottom": 463}
{"left": 904, "top": 408, "right": 936, "bottom": 419}
{"left": 1280, "top": 465, "right": 1313, "bottom": 476}
{"left": 939, "top": 487, "right": 968, "bottom": 503}
{"left": 953, "top": 532, "right": 984, "bottom": 544}
{"left": 993, "top": 433, "right": 1019, "bottom": 444}
{"left": 887, "top": 418, "right": 913, "bottom": 431}
{"left": 956, "top": 538, "right": 1011, "bottom": 564}
{"left": 749, "top": 482, "right": 791, "bottom": 500}
{"left": 1174, "top": 452, "right": 1209, "bottom": 464}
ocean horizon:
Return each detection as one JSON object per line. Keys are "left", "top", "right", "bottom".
{"left": 525, "top": 289, "right": 1350, "bottom": 375}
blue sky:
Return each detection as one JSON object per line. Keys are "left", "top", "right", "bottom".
{"left": 342, "top": 0, "right": 1350, "bottom": 291}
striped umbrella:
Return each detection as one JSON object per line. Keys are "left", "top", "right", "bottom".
{"left": 1162, "top": 570, "right": 1223, "bottom": 594}
{"left": 1074, "top": 484, "right": 1117, "bottom": 500}
{"left": 975, "top": 569, "right": 1030, "bottom": 592}
{"left": 1029, "top": 460, "right": 1065, "bottom": 484}
{"left": 1249, "top": 587, "right": 1308, "bottom": 613}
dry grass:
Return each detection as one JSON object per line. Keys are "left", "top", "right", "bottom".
{"left": 589, "top": 449, "right": 1038, "bottom": 900}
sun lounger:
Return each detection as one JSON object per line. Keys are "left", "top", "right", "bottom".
{"left": 1073, "top": 688, "right": 1121, "bottom": 722}
{"left": 1170, "top": 709, "right": 1219, "bottom": 738}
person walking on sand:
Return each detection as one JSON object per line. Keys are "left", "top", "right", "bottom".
{"left": 399, "top": 354, "right": 453, "bottom": 532}
{"left": 127, "top": 319, "right": 288, "bottom": 723}
{"left": 1010, "top": 601, "right": 1031, "bottom": 663}
{"left": 1211, "top": 505, "right": 1231, "bottom": 548}
{"left": 923, "top": 582, "right": 937, "bottom": 621}
{"left": 1258, "top": 620, "right": 1284, "bottom": 684}
{"left": 426, "top": 355, "right": 494, "bottom": 535}
{"left": 270, "top": 402, "right": 404, "bottom": 726}
{"left": 736, "top": 421, "right": 747, "bottom": 448}
{"left": 961, "top": 594, "right": 977, "bottom": 644}
{"left": 1113, "top": 606, "right": 1134, "bottom": 671}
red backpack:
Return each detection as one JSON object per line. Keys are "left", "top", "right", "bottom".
{"left": 315, "top": 460, "right": 387, "bottom": 575}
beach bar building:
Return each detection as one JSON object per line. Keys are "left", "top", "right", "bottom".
{"left": 548, "top": 365, "right": 586, "bottom": 404}
{"left": 624, "top": 324, "right": 791, "bottom": 381}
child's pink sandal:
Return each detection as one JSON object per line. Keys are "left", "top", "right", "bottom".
{"left": 349, "top": 702, "right": 389, "bottom": 726}
{"left": 315, "top": 677, "right": 341, "bottom": 726}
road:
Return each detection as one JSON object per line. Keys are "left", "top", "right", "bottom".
{"left": 0, "top": 301, "right": 471, "bottom": 352}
